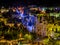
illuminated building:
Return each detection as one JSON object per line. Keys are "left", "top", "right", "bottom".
{"left": 12, "top": 7, "right": 37, "bottom": 32}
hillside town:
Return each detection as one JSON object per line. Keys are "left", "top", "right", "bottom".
{"left": 0, "top": 6, "right": 60, "bottom": 45}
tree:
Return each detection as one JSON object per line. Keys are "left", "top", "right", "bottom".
{"left": 4, "top": 31, "right": 18, "bottom": 40}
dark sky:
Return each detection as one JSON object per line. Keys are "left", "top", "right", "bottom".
{"left": 0, "top": 0, "right": 60, "bottom": 7}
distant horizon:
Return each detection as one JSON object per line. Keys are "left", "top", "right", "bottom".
{"left": 1, "top": 5, "right": 60, "bottom": 8}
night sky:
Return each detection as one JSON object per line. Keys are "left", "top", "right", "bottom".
{"left": 0, "top": 0, "right": 60, "bottom": 7}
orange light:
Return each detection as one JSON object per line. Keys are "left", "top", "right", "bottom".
{"left": 41, "top": 11, "right": 45, "bottom": 14}
{"left": 13, "top": 9, "right": 16, "bottom": 12}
